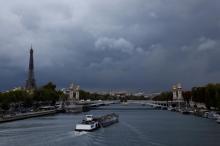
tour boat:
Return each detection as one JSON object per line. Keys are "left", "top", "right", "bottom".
{"left": 75, "top": 115, "right": 100, "bottom": 132}
{"left": 204, "top": 112, "right": 219, "bottom": 120}
{"left": 180, "top": 108, "right": 191, "bottom": 115}
{"left": 75, "top": 113, "right": 119, "bottom": 132}
{"left": 167, "top": 106, "right": 176, "bottom": 112}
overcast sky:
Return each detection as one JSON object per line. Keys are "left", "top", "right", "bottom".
{"left": 0, "top": 0, "right": 220, "bottom": 92}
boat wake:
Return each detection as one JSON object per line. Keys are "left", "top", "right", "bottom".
{"left": 73, "top": 131, "right": 88, "bottom": 137}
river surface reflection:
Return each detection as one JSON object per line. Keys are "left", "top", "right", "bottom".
{"left": 0, "top": 104, "right": 220, "bottom": 146}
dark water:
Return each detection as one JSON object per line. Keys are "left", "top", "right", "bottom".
{"left": 0, "top": 104, "right": 220, "bottom": 146}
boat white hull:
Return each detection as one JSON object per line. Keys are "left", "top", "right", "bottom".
{"left": 75, "top": 122, "right": 100, "bottom": 131}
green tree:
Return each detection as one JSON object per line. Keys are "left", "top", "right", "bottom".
{"left": 153, "top": 92, "right": 172, "bottom": 101}
{"left": 42, "top": 82, "right": 56, "bottom": 90}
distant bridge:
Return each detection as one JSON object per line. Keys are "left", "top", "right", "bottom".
{"left": 90, "top": 106, "right": 155, "bottom": 111}
{"left": 65, "top": 100, "right": 188, "bottom": 112}
{"left": 89, "top": 100, "right": 171, "bottom": 110}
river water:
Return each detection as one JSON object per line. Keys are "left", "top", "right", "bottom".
{"left": 0, "top": 104, "right": 220, "bottom": 146}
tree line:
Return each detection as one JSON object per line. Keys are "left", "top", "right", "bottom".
{"left": 192, "top": 83, "right": 220, "bottom": 109}
{"left": 0, "top": 82, "right": 66, "bottom": 110}
{"left": 153, "top": 83, "right": 220, "bottom": 109}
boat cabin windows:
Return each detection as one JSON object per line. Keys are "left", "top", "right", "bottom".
{"left": 85, "top": 115, "right": 93, "bottom": 121}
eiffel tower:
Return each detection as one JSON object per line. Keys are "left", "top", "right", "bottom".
{"left": 25, "top": 46, "right": 36, "bottom": 90}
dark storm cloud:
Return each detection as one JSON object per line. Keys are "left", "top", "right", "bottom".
{"left": 0, "top": 0, "right": 220, "bottom": 91}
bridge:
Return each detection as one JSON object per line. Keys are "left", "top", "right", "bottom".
{"left": 63, "top": 100, "right": 189, "bottom": 112}
{"left": 89, "top": 100, "right": 172, "bottom": 110}
{"left": 122, "top": 100, "right": 180, "bottom": 106}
